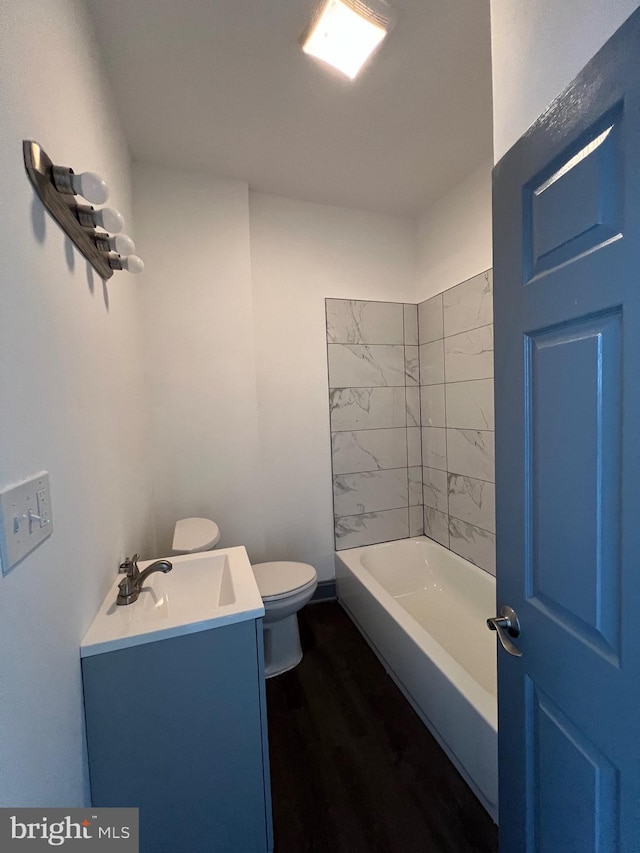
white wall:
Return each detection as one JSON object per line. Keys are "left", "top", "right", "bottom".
{"left": 0, "top": 0, "right": 153, "bottom": 806}
{"left": 415, "top": 160, "right": 493, "bottom": 302}
{"left": 132, "top": 164, "right": 266, "bottom": 561}
{"left": 491, "top": 0, "right": 640, "bottom": 161}
{"left": 249, "top": 192, "right": 417, "bottom": 580}
{"left": 132, "top": 169, "right": 417, "bottom": 581}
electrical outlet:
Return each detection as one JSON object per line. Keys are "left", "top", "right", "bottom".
{"left": 36, "top": 487, "right": 50, "bottom": 527}
{"left": 0, "top": 472, "right": 54, "bottom": 574}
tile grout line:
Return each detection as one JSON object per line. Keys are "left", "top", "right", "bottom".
{"left": 329, "top": 384, "right": 417, "bottom": 390}
{"left": 324, "top": 299, "right": 340, "bottom": 552}
{"left": 413, "top": 303, "right": 423, "bottom": 536}
{"left": 331, "top": 425, "right": 418, "bottom": 433}
{"left": 334, "top": 505, "right": 419, "bottom": 520}
{"left": 448, "top": 512, "right": 496, "bottom": 538}
{"left": 441, "top": 299, "right": 451, "bottom": 549}
{"left": 333, "top": 466, "right": 427, "bottom": 477}
{"left": 443, "top": 321, "right": 494, "bottom": 340}
{"left": 402, "top": 304, "right": 410, "bottom": 539}
{"left": 402, "top": 304, "right": 410, "bottom": 530}
{"left": 423, "top": 467, "right": 495, "bottom": 487}
{"left": 414, "top": 321, "right": 493, "bottom": 348}
{"left": 327, "top": 342, "right": 409, "bottom": 348}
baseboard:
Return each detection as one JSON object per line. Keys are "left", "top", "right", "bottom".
{"left": 310, "top": 580, "right": 337, "bottom": 603}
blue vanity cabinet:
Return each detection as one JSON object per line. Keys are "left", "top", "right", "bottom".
{"left": 81, "top": 618, "right": 273, "bottom": 853}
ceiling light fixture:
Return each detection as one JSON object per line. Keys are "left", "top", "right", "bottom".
{"left": 301, "top": 0, "right": 396, "bottom": 81}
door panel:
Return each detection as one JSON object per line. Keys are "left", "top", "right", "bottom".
{"left": 528, "top": 680, "right": 619, "bottom": 853}
{"left": 493, "top": 8, "right": 640, "bottom": 851}
{"left": 526, "top": 109, "right": 623, "bottom": 280}
{"left": 526, "top": 311, "right": 621, "bottom": 660}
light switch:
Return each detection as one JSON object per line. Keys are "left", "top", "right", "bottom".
{"left": 0, "top": 472, "right": 54, "bottom": 574}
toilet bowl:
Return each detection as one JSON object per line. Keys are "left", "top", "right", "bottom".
{"left": 169, "top": 518, "right": 317, "bottom": 677}
{"left": 252, "top": 562, "right": 317, "bottom": 678}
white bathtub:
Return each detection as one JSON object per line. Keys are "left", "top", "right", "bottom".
{"left": 335, "top": 536, "right": 498, "bottom": 821}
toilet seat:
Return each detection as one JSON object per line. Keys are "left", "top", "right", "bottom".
{"left": 172, "top": 517, "right": 220, "bottom": 553}
{"left": 252, "top": 561, "right": 317, "bottom": 601}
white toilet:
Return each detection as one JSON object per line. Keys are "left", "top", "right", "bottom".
{"left": 251, "top": 561, "right": 317, "bottom": 678}
{"left": 171, "top": 517, "right": 221, "bottom": 554}
{"left": 170, "top": 518, "right": 317, "bottom": 678}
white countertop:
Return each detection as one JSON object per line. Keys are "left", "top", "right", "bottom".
{"left": 81, "top": 546, "right": 264, "bottom": 658}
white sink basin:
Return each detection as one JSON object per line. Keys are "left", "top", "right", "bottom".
{"left": 81, "top": 546, "right": 264, "bottom": 658}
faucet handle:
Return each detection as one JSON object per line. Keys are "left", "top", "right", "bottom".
{"left": 119, "top": 554, "right": 140, "bottom": 576}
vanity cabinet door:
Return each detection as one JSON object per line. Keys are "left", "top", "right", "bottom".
{"left": 82, "top": 619, "right": 272, "bottom": 853}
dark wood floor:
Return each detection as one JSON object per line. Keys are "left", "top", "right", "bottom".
{"left": 266, "top": 601, "right": 498, "bottom": 853}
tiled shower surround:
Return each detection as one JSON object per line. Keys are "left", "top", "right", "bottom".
{"left": 327, "top": 300, "right": 423, "bottom": 550}
{"left": 326, "top": 269, "right": 495, "bottom": 575}
{"left": 420, "top": 270, "right": 495, "bottom": 574}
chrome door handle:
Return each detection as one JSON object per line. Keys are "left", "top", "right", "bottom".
{"left": 487, "top": 605, "right": 523, "bottom": 657}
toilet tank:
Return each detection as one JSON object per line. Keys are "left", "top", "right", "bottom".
{"left": 172, "top": 517, "right": 220, "bottom": 554}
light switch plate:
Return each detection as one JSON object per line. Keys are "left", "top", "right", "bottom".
{"left": 0, "top": 472, "right": 54, "bottom": 574}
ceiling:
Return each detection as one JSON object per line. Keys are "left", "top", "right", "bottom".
{"left": 85, "top": 0, "right": 493, "bottom": 217}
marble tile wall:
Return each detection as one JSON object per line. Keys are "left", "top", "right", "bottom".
{"left": 419, "top": 269, "right": 496, "bottom": 575}
{"left": 325, "top": 273, "right": 494, "bottom": 571}
{"left": 327, "top": 299, "right": 423, "bottom": 550}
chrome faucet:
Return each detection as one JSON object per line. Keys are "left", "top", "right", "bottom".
{"left": 117, "top": 553, "right": 173, "bottom": 606}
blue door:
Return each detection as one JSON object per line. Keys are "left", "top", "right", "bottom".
{"left": 492, "top": 9, "right": 640, "bottom": 851}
